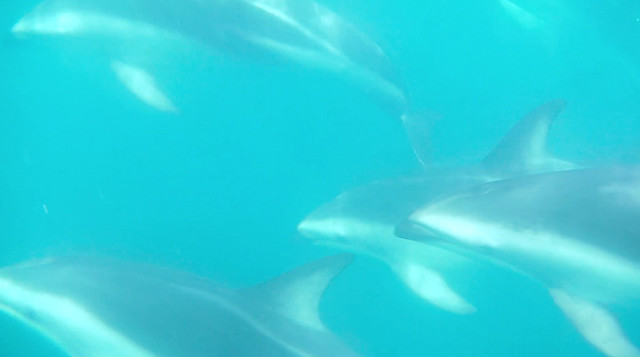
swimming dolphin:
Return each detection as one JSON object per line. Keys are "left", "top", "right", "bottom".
{"left": 11, "top": 0, "right": 408, "bottom": 116}
{"left": 298, "top": 99, "right": 576, "bottom": 314}
{"left": 401, "top": 166, "right": 640, "bottom": 357}
{"left": 0, "top": 254, "right": 358, "bottom": 357}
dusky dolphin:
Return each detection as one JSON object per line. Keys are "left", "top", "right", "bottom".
{"left": 12, "top": 0, "right": 408, "bottom": 118}
{"left": 298, "top": 99, "right": 576, "bottom": 314}
{"left": 401, "top": 166, "right": 640, "bottom": 357}
{"left": 0, "top": 254, "right": 358, "bottom": 357}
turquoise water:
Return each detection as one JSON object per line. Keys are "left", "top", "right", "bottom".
{"left": 1, "top": 0, "right": 639, "bottom": 356}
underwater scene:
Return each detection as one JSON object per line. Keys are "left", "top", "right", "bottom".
{"left": 1, "top": 0, "right": 640, "bottom": 356}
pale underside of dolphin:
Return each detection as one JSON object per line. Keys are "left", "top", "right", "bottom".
{"left": 298, "top": 99, "right": 577, "bottom": 314}
{"left": 402, "top": 166, "right": 640, "bottom": 357}
{"left": 0, "top": 255, "right": 358, "bottom": 357}
{"left": 12, "top": 0, "right": 408, "bottom": 116}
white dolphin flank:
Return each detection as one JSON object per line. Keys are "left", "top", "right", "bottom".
{"left": 0, "top": 255, "right": 358, "bottom": 357}
{"left": 403, "top": 166, "right": 640, "bottom": 357}
{"left": 0, "top": 277, "right": 156, "bottom": 357}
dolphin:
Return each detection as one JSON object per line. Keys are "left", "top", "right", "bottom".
{"left": 401, "top": 166, "right": 640, "bottom": 357}
{"left": 11, "top": 0, "right": 408, "bottom": 116}
{"left": 298, "top": 99, "right": 577, "bottom": 314}
{"left": 0, "top": 254, "right": 358, "bottom": 357}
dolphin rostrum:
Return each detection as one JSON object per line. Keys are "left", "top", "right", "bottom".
{"left": 298, "top": 99, "right": 576, "bottom": 314}
{"left": 0, "top": 254, "right": 358, "bottom": 357}
{"left": 401, "top": 166, "right": 640, "bottom": 357}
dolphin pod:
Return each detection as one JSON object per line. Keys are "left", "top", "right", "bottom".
{"left": 400, "top": 166, "right": 640, "bottom": 356}
{"left": 12, "top": 0, "right": 409, "bottom": 118}
{"left": 5, "top": 0, "right": 640, "bottom": 356}
{"left": 0, "top": 255, "right": 357, "bottom": 357}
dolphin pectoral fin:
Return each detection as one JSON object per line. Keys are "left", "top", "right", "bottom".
{"left": 111, "top": 61, "right": 178, "bottom": 113}
{"left": 550, "top": 289, "right": 640, "bottom": 357}
{"left": 390, "top": 260, "right": 476, "bottom": 314}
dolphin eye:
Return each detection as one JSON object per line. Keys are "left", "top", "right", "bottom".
{"left": 23, "top": 308, "right": 38, "bottom": 322}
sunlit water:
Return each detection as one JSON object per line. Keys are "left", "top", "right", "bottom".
{"left": 1, "top": 0, "right": 640, "bottom": 356}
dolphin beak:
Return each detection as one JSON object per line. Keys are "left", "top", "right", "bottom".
{"left": 296, "top": 219, "right": 314, "bottom": 239}
{"left": 11, "top": 20, "right": 26, "bottom": 35}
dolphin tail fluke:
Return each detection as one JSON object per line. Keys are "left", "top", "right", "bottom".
{"left": 550, "top": 289, "right": 640, "bottom": 357}
{"left": 401, "top": 111, "right": 441, "bottom": 166}
{"left": 242, "top": 254, "right": 353, "bottom": 331}
{"left": 389, "top": 258, "right": 476, "bottom": 314}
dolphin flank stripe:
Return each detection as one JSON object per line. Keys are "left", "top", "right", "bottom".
{"left": 0, "top": 256, "right": 358, "bottom": 357}
{"left": 0, "top": 278, "right": 157, "bottom": 357}
{"left": 404, "top": 165, "right": 640, "bottom": 356}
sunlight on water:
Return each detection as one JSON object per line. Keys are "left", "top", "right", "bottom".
{"left": 1, "top": 0, "right": 639, "bottom": 356}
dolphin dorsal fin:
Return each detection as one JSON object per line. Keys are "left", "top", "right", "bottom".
{"left": 242, "top": 254, "right": 353, "bottom": 331}
{"left": 482, "top": 99, "right": 567, "bottom": 177}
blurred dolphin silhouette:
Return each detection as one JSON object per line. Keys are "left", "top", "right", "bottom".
{"left": 0, "top": 254, "right": 358, "bottom": 357}
{"left": 12, "top": 0, "right": 408, "bottom": 117}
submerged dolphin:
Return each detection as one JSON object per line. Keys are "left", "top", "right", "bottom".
{"left": 298, "top": 100, "right": 576, "bottom": 314}
{"left": 401, "top": 166, "right": 640, "bottom": 357}
{"left": 12, "top": 0, "right": 408, "bottom": 116}
{"left": 0, "top": 254, "right": 358, "bottom": 357}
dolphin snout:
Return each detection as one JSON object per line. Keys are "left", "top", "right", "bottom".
{"left": 296, "top": 219, "right": 316, "bottom": 239}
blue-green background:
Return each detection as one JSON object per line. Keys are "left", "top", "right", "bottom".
{"left": 1, "top": 0, "right": 640, "bottom": 355}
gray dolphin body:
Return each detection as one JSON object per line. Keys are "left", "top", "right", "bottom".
{"left": 403, "top": 166, "right": 640, "bottom": 357}
{"left": 12, "top": 0, "right": 408, "bottom": 115}
{"left": 0, "top": 255, "right": 357, "bottom": 357}
{"left": 298, "top": 100, "right": 577, "bottom": 314}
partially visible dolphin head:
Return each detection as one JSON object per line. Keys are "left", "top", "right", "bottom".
{"left": 11, "top": 1, "right": 176, "bottom": 40}
{"left": 12, "top": 3, "right": 108, "bottom": 36}
{"left": 297, "top": 177, "right": 434, "bottom": 249}
{"left": 11, "top": 2, "right": 73, "bottom": 35}
{"left": 297, "top": 215, "right": 347, "bottom": 245}
{"left": 0, "top": 269, "right": 156, "bottom": 357}
{"left": 402, "top": 165, "right": 640, "bottom": 296}
{"left": 0, "top": 277, "right": 45, "bottom": 325}
{"left": 297, "top": 197, "right": 344, "bottom": 242}
{"left": 297, "top": 203, "right": 380, "bottom": 253}
{"left": 400, "top": 166, "right": 640, "bottom": 357}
